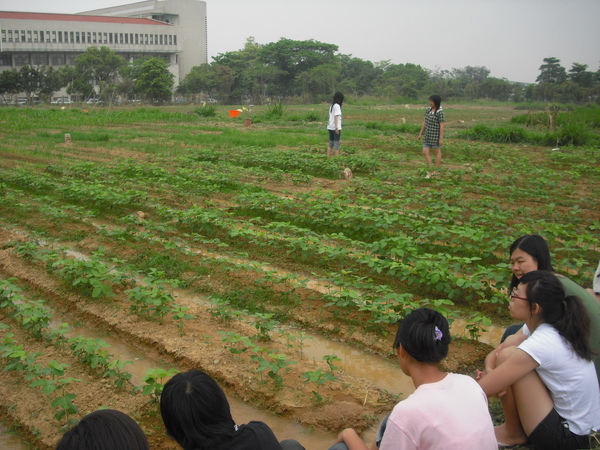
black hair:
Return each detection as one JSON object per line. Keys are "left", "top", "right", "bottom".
{"left": 56, "top": 409, "right": 149, "bottom": 450}
{"left": 331, "top": 91, "right": 344, "bottom": 112}
{"left": 160, "top": 370, "right": 236, "bottom": 450}
{"left": 509, "top": 234, "right": 554, "bottom": 290}
{"left": 519, "top": 270, "right": 592, "bottom": 361}
{"left": 429, "top": 94, "right": 441, "bottom": 110}
{"left": 393, "top": 308, "right": 451, "bottom": 364}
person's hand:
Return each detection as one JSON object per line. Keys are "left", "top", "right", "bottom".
{"left": 417, "top": 134, "right": 422, "bottom": 141}
{"left": 475, "top": 369, "right": 486, "bottom": 381}
{"left": 335, "top": 129, "right": 340, "bottom": 135}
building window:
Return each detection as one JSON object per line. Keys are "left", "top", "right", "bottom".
{"left": 14, "top": 30, "right": 19, "bottom": 43}
{"left": 145, "top": 34, "right": 148, "bottom": 44}
{"left": 51, "top": 55, "right": 65, "bottom": 66}
{"left": 33, "top": 55, "right": 48, "bottom": 65}
{"left": 92, "top": 32, "right": 96, "bottom": 44}
{"left": 169, "top": 35, "right": 172, "bottom": 45}
{"left": 21, "top": 30, "right": 26, "bottom": 42}
{"left": 2, "top": 30, "right": 6, "bottom": 44}
{"left": 46, "top": 31, "right": 50, "bottom": 42}
{"left": 75, "top": 32, "right": 80, "bottom": 43}
{"left": 104, "top": 32, "right": 107, "bottom": 44}
{"left": 7, "top": 30, "right": 13, "bottom": 43}
{"left": 87, "top": 32, "right": 91, "bottom": 43}
{"left": 58, "top": 31, "right": 63, "bottom": 43}
{"left": 33, "top": 30, "right": 38, "bottom": 43}
{"left": 0, "top": 54, "right": 11, "bottom": 66}
{"left": 120, "top": 33, "right": 124, "bottom": 44}
{"left": 109, "top": 33, "right": 113, "bottom": 44}
{"left": 70, "top": 32, "right": 74, "bottom": 43}
{"left": 15, "top": 55, "right": 28, "bottom": 66}
{"left": 174, "top": 35, "right": 177, "bottom": 45}
{"left": 27, "top": 30, "right": 32, "bottom": 43}
{"left": 51, "top": 31, "right": 56, "bottom": 43}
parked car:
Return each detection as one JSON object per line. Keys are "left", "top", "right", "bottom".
{"left": 51, "top": 98, "right": 71, "bottom": 104}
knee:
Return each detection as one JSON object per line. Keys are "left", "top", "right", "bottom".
{"left": 422, "top": 147, "right": 430, "bottom": 155}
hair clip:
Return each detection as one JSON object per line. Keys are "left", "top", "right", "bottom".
{"left": 434, "top": 326, "right": 443, "bottom": 341}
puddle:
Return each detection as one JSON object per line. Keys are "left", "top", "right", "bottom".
{"left": 0, "top": 425, "right": 27, "bottom": 450}
{"left": 51, "top": 315, "right": 338, "bottom": 448}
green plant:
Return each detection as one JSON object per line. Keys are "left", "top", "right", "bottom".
{"left": 194, "top": 104, "right": 217, "bottom": 117}
{"left": 171, "top": 304, "right": 195, "bottom": 335}
{"left": 301, "top": 369, "right": 338, "bottom": 404}
{"left": 135, "top": 368, "right": 179, "bottom": 403}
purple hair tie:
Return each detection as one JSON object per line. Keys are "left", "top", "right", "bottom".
{"left": 434, "top": 326, "right": 443, "bottom": 341}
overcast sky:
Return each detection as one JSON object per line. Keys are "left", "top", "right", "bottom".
{"left": 1, "top": 0, "right": 599, "bottom": 83}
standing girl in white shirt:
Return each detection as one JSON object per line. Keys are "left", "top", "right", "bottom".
{"left": 327, "top": 92, "right": 344, "bottom": 158}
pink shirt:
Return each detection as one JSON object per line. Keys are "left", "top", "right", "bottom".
{"left": 380, "top": 373, "right": 496, "bottom": 450}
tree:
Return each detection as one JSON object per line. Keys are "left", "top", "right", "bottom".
{"left": 259, "top": 38, "right": 338, "bottom": 95}
{"left": 132, "top": 57, "right": 174, "bottom": 103}
{"left": 176, "top": 64, "right": 219, "bottom": 97}
{"left": 536, "top": 57, "right": 567, "bottom": 84}
{"left": 19, "top": 65, "right": 41, "bottom": 103}
{"left": 72, "top": 47, "right": 127, "bottom": 99}
{"left": 0, "top": 69, "right": 21, "bottom": 103}
{"left": 38, "top": 66, "right": 65, "bottom": 102}
{"left": 568, "top": 63, "right": 595, "bottom": 88}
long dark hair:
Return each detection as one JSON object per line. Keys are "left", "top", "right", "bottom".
{"left": 56, "top": 409, "right": 149, "bottom": 450}
{"left": 393, "top": 308, "right": 451, "bottom": 364}
{"left": 519, "top": 270, "right": 592, "bottom": 361}
{"left": 429, "top": 94, "right": 441, "bottom": 110}
{"left": 330, "top": 91, "right": 344, "bottom": 112}
{"left": 160, "top": 370, "right": 236, "bottom": 450}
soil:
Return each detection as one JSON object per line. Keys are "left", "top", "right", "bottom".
{"left": 0, "top": 222, "right": 491, "bottom": 449}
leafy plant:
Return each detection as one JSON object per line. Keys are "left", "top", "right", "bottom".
{"left": 135, "top": 368, "right": 179, "bottom": 403}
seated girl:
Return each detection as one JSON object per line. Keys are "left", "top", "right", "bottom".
{"left": 160, "top": 369, "right": 304, "bottom": 450}
{"left": 56, "top": 409, "right": 149, "bottom": 450}
{"left": 330, "top": 308, "right": 496, "bottom": 450}
{"left": 478, "top": 270, "right": 600, "bottom": 449}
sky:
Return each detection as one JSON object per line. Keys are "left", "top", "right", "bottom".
{"left": 1, "top": 0, "right": 599, "bottom": 83}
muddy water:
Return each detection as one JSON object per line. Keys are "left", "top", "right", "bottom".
{"left": 0, "top": 425, "right": 27, "bottom": 450}
{"left": 57, "top": 319, "right": 339, "bottom": 449}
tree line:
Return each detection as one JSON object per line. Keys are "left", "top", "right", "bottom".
{"left": 1, "top": 40, "right": 598, "bottom": 105}
{"left": 0, "top": 47, "right": 174, "bottom": 105}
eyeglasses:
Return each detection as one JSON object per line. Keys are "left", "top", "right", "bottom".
{"left": 510, "top": 289, "right": 527, "bottom": 301}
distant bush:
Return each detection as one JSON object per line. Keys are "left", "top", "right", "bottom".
{"left": 456, "top": 124, "right": 529, "bottom": 144}
{"left": 194, "top": 104, "right": 217, "bottom": 117}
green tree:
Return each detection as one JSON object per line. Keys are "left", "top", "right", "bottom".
{"left": 259, "top": 38, "right": 338, "bottom": 95}
{"left": 176, "top": 64, "right": 219, "bottom": 97}
{"left": 536, "top": 57, "right": 567, "bottom": 84}
{"left": 38, "top": 66, "right": 65, "bottom": 103}
{"left": 0, "top": 69, "right": 21, "bottom": 103}
{"left": 19, "top": 65, "right": 41, "bottom": 103}
{"left": 72, "top": 46, "right": 127, "bottom": 99}
{"left": 132, "top": 57, "right": 174, "bottom": 103}
{"left": 568, "top": 63, "right": 595, "bottom": 88}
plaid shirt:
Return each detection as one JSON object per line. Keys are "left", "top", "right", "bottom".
{"left": 423, "top": 107, "right": 445, "bottom": 146}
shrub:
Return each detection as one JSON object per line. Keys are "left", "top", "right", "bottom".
{"left": 194, "top": 104, "right": 217, "bottom": 117}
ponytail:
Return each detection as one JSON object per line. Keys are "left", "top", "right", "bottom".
{"left": 520, "top": 271, "right": 593, "bottom": 361}
{"left": 393, "top": 308, "right": 451, "bottom": 364}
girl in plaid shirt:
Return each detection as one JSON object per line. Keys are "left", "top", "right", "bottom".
{"left": 418, "top": 94, "right": 445, "bottom": 166}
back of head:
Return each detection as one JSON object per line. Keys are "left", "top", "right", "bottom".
{"left": 56, "top": 409, "right": 149, "bottom": 450}
{"left": 393, "top": 308, "right": 451, "bottom": 364}
{"left": 332, "top": 91, "right": 344, "bottom": 106}
{"left": 509, "top": 234, "right": 554, "bottom": 288}
{"left": 519, "top": 270, "right": 592, "bottom": 360}
{"left": 160, "top": 370, "right": 236, "bottom": 450}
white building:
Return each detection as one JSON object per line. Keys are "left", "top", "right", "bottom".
{"left": 0, "top": 0, "right": 207, "bottom": 86}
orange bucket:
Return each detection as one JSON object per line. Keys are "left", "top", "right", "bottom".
{"left": 229, "top": 110, "right": 240, "bottom": 118}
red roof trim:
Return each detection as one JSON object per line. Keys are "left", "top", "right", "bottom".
{"left": 0, "top": 11, "right": 169, "bottom": 26}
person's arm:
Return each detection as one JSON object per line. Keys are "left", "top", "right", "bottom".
{"left": 478, "top": 347, "right": 539, "bottom": 397}
{"left": 334, "top": 114, "right": 340, "bottom": 134}
{"left": 417, "top": 120, "right": 425, "bottom": 140}
{"left": 438, "top": 122, "right": 444, "bottom": 146}
{"left": 334, "top": 428, "right": 370, "bottom": 450}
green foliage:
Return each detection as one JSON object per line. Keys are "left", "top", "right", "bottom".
{"left": 264, "top": 100, "right": 286, "bottom": 119}
{"left": 135, "top": 368, "right": 179, "bottom": 403}
{"left": 194, "top": 104, "right": 217, "bottom": 117}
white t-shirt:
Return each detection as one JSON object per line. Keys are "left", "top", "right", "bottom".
{"left": 327, "top": 103, "right": 342, "bottom": 130}
{"left": 519, "top": 323, "right": 600, "bottom": 436}
{"left": 379, "top": 373, "right": 497, "bottom": 450}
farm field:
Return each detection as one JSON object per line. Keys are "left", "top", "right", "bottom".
{"left": 0, "top": 102, "right": 599, "bottom": 449}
